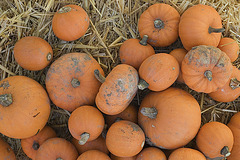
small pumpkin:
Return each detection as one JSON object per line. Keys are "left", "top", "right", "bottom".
{"left": 106, "top": 120, "right": 145, "bottom": 157}
{"left": 21, "top": 126, "right": 57, "bottom": 160}
{"left": 181, "top": 45, "right": 233, "bottom": 93}
{"left": 68, "top": 105, "right": 105, "bottom": 145}
{"left": 52, "top": 5, "right": 89, "bottom": 41}
{"left": 111, "top": 154, "right": 137, "bottom": 160}
{"left": 77, "top": 150, "right": 111, "bottom": 160}
{"left": 138, "top": 3, "right": 180, "bottom": 47}
{"left": 179, "top": 4, "right": 224, "bottom": 50}
{"left": 0, "top": 137, "right": 16, "bottom": 160}
{"left": 196, "top": 121, "right": 234, "bottom": 159}
{"left": 0, "top": 76, "right": 50, "bottom": 139}
{"left": 218, "top": 37, "right": 239, "bottom": 62}
{"left": 168, "top": 148, "right": 206, "bottom": 160}
{"left": 119, "top": 35, "right": 155, "bottom": 69}
{"left": 13, "top": 36, "right": 53, "bottom": 71}
{"left": 46, "top": 52, "right": 104, "bottom": 112}
{"left": 136, "top": 147, "right": 167, "bottom": 160}
{"left": 35, "top": 138, "right": 78, "bottom": 160}
{"left": 138, "top": 87, "right": 201, "bottom": 149}
{"left": 138, "top": 53, "right": 179, "bottom": 91}
{"left": 95, "top": 64, "right": 138, "bottom": 115}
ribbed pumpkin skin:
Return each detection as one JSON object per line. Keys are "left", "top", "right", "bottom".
{"left": 179, "top": 4, "right": 223, "bottom": 50}
{"left": 46, "top": 52, "right": 104, "bottom": 112}
{"left": 21, "top": 126, "right": 57, "bottom": 160}
{"left": 136, "top": 147, "right": 166, "bottom": 160}
{"left": 168, "top": 148, "right": 206, "bottom": 160}
{"left": 77, "top": 150, "right": 111, "bottom": 160}
{"left": 138, "top": 3, "right": 180, "bottom": 47}
{"left": 52, "top": 5, "right": 89, "bottom": 41}
{"left": 0, "top": 76, "right": 50, "bottom": 139}
{"left": 0, "top": 138, "right": 16, "bottom": 160}
{"left": 218, "top": 37, "right": 239, "bottom": 62}
{"left": 111, "top": 154, "right": 137, "bottom": 160}
{"left": 138, "top": 87, "right": 201, "bottom": 149}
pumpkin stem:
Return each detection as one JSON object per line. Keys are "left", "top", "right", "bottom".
{"left": 0, "top": 94, "right": 13, "bottom": 107}
{"left": 154, "top": 19, "right": 164, "bottom": 29}
{"left": 79, "top": 132, "right": 90, "bottom": 145}
{"left": 32, "top": 141, "right": 40, "bottom": 150}
{"left": 58, "top": 6, "right": 72, "bottom": 14}
{"left": 115, "top": 117, "right": 123, "bottom": 122}
{"left": 204, "top": 70, "right": 212, "bottom": 81}
{"left": 46, "top": 53, "right": 52, "bottom": 61}
{"left": 139, "top": 35, "right": 148, "bottom": 46}
{"left": 71, "top": 78, "right": 80, "bottom": 88}
{"left": 230, "top": 78, "right": 240, "bottom": 90}
{"left": 94, "top": 69, "right": 105, "bottom": 83}
{"left": 208, "top": 27, "right": 225, "bottom": 34}
{"left": 138, "top": 79, "right": 149, "bottom": 90}
{"left": 56, "top": 158, "right": 63, "bottom": 160}
{"left": 140, "top": 107, "right": 158, "bottom": 119}
{"left": 221, "top": 146, "right": 231, "bottom": 157}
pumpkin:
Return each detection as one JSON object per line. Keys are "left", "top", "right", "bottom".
{"left": 218, "top": 37, "right": 239, "bottom": 62}
{"left": 181, "top": 45, "right": 233, "bottom": 93}
{"left": 196, "top": 121, "right": 234, "bottom": 159}
{"left": 111, "top": 154, "right": 137, "bottom": 160}
{"left": 138, "top": 53, "right": 179, "bottom": 91}
{"left": 136, "top": 147, "right": 166, "bottom": 160}
{"left": 0, "top": 76, "right": 50, "bottom": 139}
{"left": 179, "top": 4, "right": 224, "bottom": 50}
{"left": 13, "top": 36, "right": 53, "bottom": 71}
{"left": 0, "top": 137, "right": 16, "bottom": 160}
{"left": 138, "top": 3, "right": 180, "bottom": 47}
{"left": 35, "top": 138, "right": 78, "bottom": 160}
{"left": 46, "top": 52, "right": 104, "bottom": 112}
{"left": 169, "top": 48, "right": 187, "bottom": 83}
{"left": 138, "top": 87, "right": 201, "bottom": 149}
{"left": 168, "top": 148, "right": 206, "bottom": 160}
{"left": 119, "top": 35, "right": 155, "bottom": 69}
{"left": 105, "top": 104, "right": 138, "bottom": 127}
{"left": 68, "top": 105, "right": 105, "bottom": 145}
{"left": 228, "top": 112, "right": 240, "bottom": 160}
{"left": 77, "top": 150, "right": 111, "bottom": 160}
{"left": 106, "top": 120, "right": 145, "bottom": 157}
{"left": 21, "top": 126, "right": 57, "bottom": 160}
{"left": 95, "top": 64, "right": 138, "bottom": 115}
{"left": 208, "top": 66, "right": 240, "bottom": 102}
{"left": 52, "top": 5, "right": 89, "bottom": 41}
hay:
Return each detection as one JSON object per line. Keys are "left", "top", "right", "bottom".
{"left": 0, "top": 0, "right": 240, "bottom": 159}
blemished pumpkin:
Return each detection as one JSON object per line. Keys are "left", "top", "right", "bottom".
{"left": 136, "top": 147, "right": 167, "bottom": 160}
{"left": 179, "top": 4, "right": 224, "bottom": 50}
{"left": 13, "top": 36, "right": 53, "bottom": 71}
{"left": 0, "top": 137, "right": 16, "bottom": 160}
{"left": 68, "top": 105, "right": 105, "bottom": 145}
{"left": 0, "top": 76, "right": 50, "bottom": 139}
{"left": 138, "top": 87, "right": 201, "bottom": 149}
{"left": 52, "top": 5, "right": 89, "bottom": 41}
{"left": 168, "top": 148, "right": 206, "bottom": 160}
{"left": 138, "top": 3, "right": 180, "bottom": 47}
{"left": 46, "top": 52, "right": 104, "bottom": 112}
{"left": 181, "top": 45, "right": 233, "bottom": 93}
{"left": 110, "top": 154, "right": 137, "bottom": 160}
{"left": 208, "top": 66, "right": 240, "bottom": 102}
{"left": 218, "top": 37, "right": 239, "bottom": 62}
{"left": 77, "top": 150, "right": 111, "bottom": 160}
{"left": 196, "top": 121, "right": 234, "bottom": 159}
{"left": 138, "top": 53, "right": 179, "bottom": 91}
{"left": 95, "top": 64, "right": 139, "bottom": 115}
{"left": 106, "top": 120, "right": 145, "bottom": 157}
{"left": 119, "top": 35, "right": 155, "bottom": 69}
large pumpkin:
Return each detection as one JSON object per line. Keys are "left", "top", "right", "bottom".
{"left": 77, "top": 150, "right": 111, "bottom": 160}
{"left": 168, "top": 148, "right": 206, "bottom": 160}
{"left": 138, "top": 87, "right": 201, "bottom": 149}
{"left": 182, "top": 45, "right": 233, "bottom": 93}
{"left": 46, "top": 52, "right": 104, "bottom": 112}
{"left": 0, "top": 76, "right": 50, "bottom": 139}
{"left": 218, "top": 37, "right": 239, "bottom": 62}
{"left": 0, "top": 137, "right": 16, "bottom": 160}
{"left": 136, "top": 147, "right": 166, "bottom": 160}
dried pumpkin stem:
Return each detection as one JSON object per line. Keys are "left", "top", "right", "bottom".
{"left": 115, "top": 117, "right": 123, "bottom": 122}
{"left": 221, "top": 146, "right": 231, "bottom": 157}
{"left": 139, "top": 35, "right": 149, "bottom": 46}
{"left": 208, "top": 27, "right": 225, "bottom": 34}
{"left": 138, "top": 79, "right": 149, "bottom": 90}
{"left": 58, "top": 6, "right": 72, "bottom": 14}
{"left": 230, "top": 78, "right": 240, "bottom": 90}
{"left": 140, "top": 107, "right": 158, "bottom": 119}
{"left": 0, "top": 94, "right": 13, "bottom": 107}
{"left": 154, "top": 19, "right": 164, "bottom": 29}
{"left": 56, "top": 158, "right": 63, "bottom": 160}
{"left": 204, "top": 70, "right": 212, "bottom": 81}
{"left": 46, "top": 53, "right": 52, "bottom": 61}
{"left": 79, "top": 132, "right": 90, "bottom": 145}
{"left": 94, "top": 69, "right": 105, "bottom": 83}
{"left": 32, "top": 141, "right": 40, "bottom": 150}
{"left": 71, "top": 78, "right": 80, "bottom": 88}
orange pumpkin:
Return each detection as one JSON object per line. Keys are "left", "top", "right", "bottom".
{"left": 0, "top": 76, "right": 50, "bottom": 139}
{"left": 35, "top": 138, "right": 78, "bottom": 160}
{"left": 111, "top": 154, "right": 137, "bottom": 160}
{"left": 138, "top": 87, "right": 201, "bottom": 149}
{"left": 168, "top": 148, "right": 206, "bottom": 160}
{"left": 46, "top": 52, "right": 104, "bottom": 112}
{"left": 13, "top": 36, "right": 53, "bottom": 71}
{"left": 218, "top": 37, "right": 239, "bottom": 62}
{"left": 106, "top": 120, "right": 145, "bottom": 157}
{"left": 138, "top": 3, "right": 180, "bottom": 47}
{"left": 179, "top": 4, "right": 224, "bottom": 50}
{"left": 138, "top": 53, "right": 179, "bottom": 91}
{"left": 119, "top": 35, "right": 155, "bottom": 69}
{"left": 52, "top": 5, "right": 89, "bottom": 41}
{"left": 95, "top": 64, "right": 138, "bottom": 115}
{"left": 209, "top": 66, "right": 240, "bottom": 102}
{"left": 182, "top": 45, "right": 233, "bottom": 93}
{"left": 136, "top": 147, "right": 166, "bottom": 160}
{"left": 196, "top": 121, "right": 234, "bottom": 159}
{"left": 77, "top": 150, "right": 111, "bottom": 160}
{"left": 0, "top": 137, "right": 16, "bottom": 160}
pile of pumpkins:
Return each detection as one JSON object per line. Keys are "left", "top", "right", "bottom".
{"left": 0, "top": 2, "right": 240, "bottom": 160}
